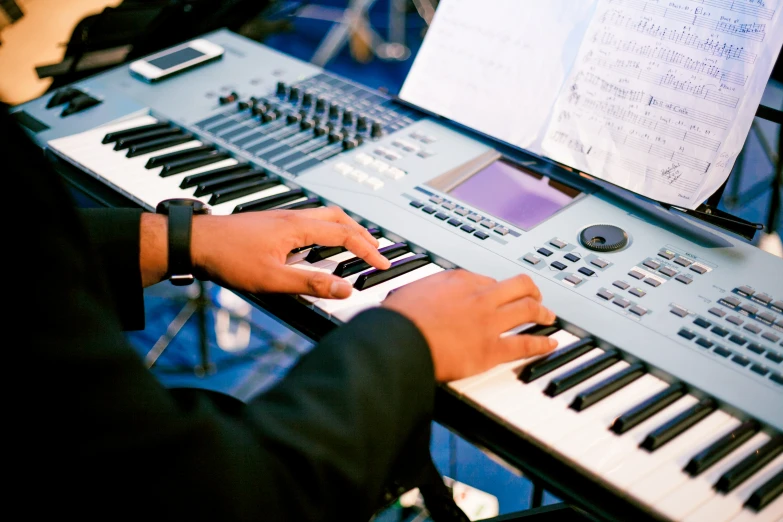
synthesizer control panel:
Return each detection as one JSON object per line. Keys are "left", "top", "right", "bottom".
{"left": 12, "top": 29, "right": 782, "bottom": 437}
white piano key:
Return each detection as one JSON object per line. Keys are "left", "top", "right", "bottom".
{"left": 463, "top": 349, "right": 604, "bottom": 423}
{"left": 575, "top": 394, "right": 700, "bottom": 476}
{"left": 447, "top": 329, "right": 581, "bottom": 395}
{"left": 727, "top": 493, "right": 783, "bottom": 522}
{"left": 313, "top": 261, "right": 444, "bottom": 318}
{"left": 289, "top": 238, "right": 395, "bottom": 275}
{"left": 627, "top": 415, "right": 744, "bottom": 505}
{"left": 210, "top": 184, "right": 291, "bottom": 215}
{"left": 551, "top": 374, "right": 670, "bottom": 457}
{"left": 683, "top": 454, "right": 783, "bottom": 522}
{"left": 655, "top": 432, "right": 772, "bottom": 521}
{"left": 602, "top": 409, "right": 735, "bottom": 490}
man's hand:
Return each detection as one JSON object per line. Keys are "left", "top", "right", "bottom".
{"left": 382, "top": 269, "right": 558, "bottom": 382}
{"left": 191, "top": 207, "right": 391, "bottom": 298}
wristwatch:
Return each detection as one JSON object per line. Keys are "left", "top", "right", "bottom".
{"left": 155, "top": 198, "right": 212, "bottom": 286}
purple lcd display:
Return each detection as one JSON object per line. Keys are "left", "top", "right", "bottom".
{"left": 448, "top": 160, "right": 579, "bottom": 231}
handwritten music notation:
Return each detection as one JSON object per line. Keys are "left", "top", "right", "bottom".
{"left": 608, "top": 0, "right": 767, "bottom": 41}
{"left": 542, "top": 0, "right": 782, "bottom": 208}
{"left": 601, "top": 8, "right": 758, "bottom": 63}
{"left": 593, "top": 30, "right": 748, "bottom": 85}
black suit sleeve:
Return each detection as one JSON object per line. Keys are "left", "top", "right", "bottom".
{"left": 10, "top": 103, "right": 439, "bottom": 521}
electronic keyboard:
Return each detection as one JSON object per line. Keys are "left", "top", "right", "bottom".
{"left": 12, "top": 30, "right": 783, "bottom": 522}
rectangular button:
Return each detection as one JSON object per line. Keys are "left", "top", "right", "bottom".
{"left": 740, "top": 303, "right": 758, "bottom": 315}
{"left": 678, "top": 329, "right": 696, "bottom": 340}
{"left": 693, "top": 317, "right": 712, "bottom": 328}
{"left": 644, "top": 278, "right": 662, "bottom": 287}
{"left": 441, "top": 201, "right": 456, "bottom": 210}
{"left": 630, "top": 305, "right": 647, "bottom": 317}
{"left": 658, "top": 250, "right": 675, "bottom": 260}
{"left": 434, "top": 212, "right": 449, "bottom": 221}
{"left": 673, "top": 257, "right": 692, "bottom": 267}
{"left": 736, "top": 286, "right": 755, "bottom": 296}
{"left": 479, "top": 219, "right": 496, "bottom": 229}
{"left": 766, "top": 351, "right": 783, "bottom": 363}
{"left": 494, "top": 226, "right": 509, "bottom": 236}
{"left": 711, "top": 326, "right": 730, "bottom": 337}
{"left": 591, "top": 258, "right": 609, "bottom": 268}
{"left": 659, "top": 267, "right": 678, "bottom": 277}
{"left": 474, "top": 231, "right": 489, "bottom": 240}
{"left": 467, "top": 213, "right": 482, "bottom": 222}
{"left": 675, "top": 275, "right": 693, "bottom": 285}
{"left": 731, "top": 355, "right": 751, "bottom": 367}
{"left": 762, "top": 332, "right": 780, "bottom": 343}
{"left": 720, "top": 296, "right": 741, "bottom": 307}
{"left": 454, "top": 208, "right": 469, "bottom": 216}
{"left": 551, "top": 261, "right": 567, "bottom": 271}
{"left": 708, "top": 307, "right": 727, "bottom": 317}
{"left": 695, "top": 338, "right": 713, "bottom": 348}
{"left": 757, "top": 311, "right": 776, "bottom": 324}
{"left": 750, "top": 364, "right": 769, "bottom": 376}
{"left": 565, "top": 275, "right": 582, "bottom": 285}
{"left": 629, "top": 270, "right": 645, "bottom": 280}
{"left": 564, "top": 253, "right": 580, "bottom": 262}
{"left": 743, "top": 324, "right": 762, "bottom": 334}
{"left": 613, "top": 280, "right": 630, "bottom": 290}
{"left": 421, "top": 206, "right": 436, "bottom": 214}
{"left": 429, "top": 196, "right": 444, "bottom": 204}
{"left": 409, "top": 200, "right": 424, "bottom": 208}
{"left": 537, "top": 248, "right": 553, "bottom": 257}
{"left": 747, "top": 343, "right": 765, "bottom": 354}
{"left": 578, "top": 267, "right": 595, "bottom": 277}
{"left": 726, "top": 315, "right": 744, "bottom": 326}
{"left": 447, "top": 218, "right": 462, "bottom": 227}
{"left": 670, "top": 306, "right": 688, "bottom": 317}
{"left": 752, "top": 293, "right": 772, "bottom": 305}
{"left": 728, "top": 334, "right": 747, "bottom": 346}
{"left": 629, "top": 288, "right": 646, "bottom": 298}
{"left": 690, "top": 264, "right": 707, "bottom": 274}
{"left": 714, "top": 346, "right": 731, "bottom": 357}
{"left": 643, "top": 259, "right": 661, "bottom": 270}
{"left": 597, "top": 289, "right": 614, "bottom": 300}
{"left": 550, "top": 239, "right": 567, "bottom": 249}
{"left": 613, "top": 298, "right": 631, "bottom": 309}
{"left": 460, "top": 224, "right": 475, "bottom": 234}
{"left": 523, "top": 254, "right": 541, "bottom": 265}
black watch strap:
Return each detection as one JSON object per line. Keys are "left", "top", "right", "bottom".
{"left": 167, "top": 204, "right": 195, "bottom": 286}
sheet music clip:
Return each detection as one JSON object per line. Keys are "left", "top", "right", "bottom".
{"left": 662, "top": 202, "right": 764, "bottom": 241}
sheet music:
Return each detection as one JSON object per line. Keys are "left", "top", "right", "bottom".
{"left": 400, "top": 0, "right": 783, "bottom": 210}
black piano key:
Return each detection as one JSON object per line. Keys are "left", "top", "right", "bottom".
{"left": 113, "top": 127, "right": 180, "bottom": 150}
{"left": 333, "top": 242, "right": 410, "bottom": 277}
{"left": 745, "top": 468, "right": 783, "bottom": 511}
{"left": 640, "top": 398, "right": 717, "bottom": 452}
{"left": 275, "top": 197, "right": 320, "bottom": 210}
{"left": 519, "top": 322, "right": 562, "bottom": 338}
{"left": 301, "top": 227, "right": 384, "bottom": 263}
{"left": 160, "top": 151, "right": 231, "bottom": 177}
{"left": 146, "top": 145, "right": 214, "bottom": 168}
{"left": 570, "top": 362, "right": 646, "bottom": 411}
{"left": 684, "top": 419, "right": 760, "bottom": 476}
{"left": 179, "top": 164, "right": 253, "bottom": 189}
{"left": 194, "top": 170, "right": 269, "bottom": 197}
{"left": 519, "top": 337, "right": 596, "bottom": 384}
{"left": 102, "top": 121, "right": 169, "bottom": 144}
{"left": 544, "top": 349, "right": 622, "bottom": 397}
{"left": 716, "top": 435, "right": 783, "bottom": 493}
{"left": 208, "top": 179, "right": 280, "bottom": 206}
{"left": 290, "top": 244, "right": 315, "bottom": 254}
{"left": 231, "top": 188, "right": 305, "bottom": 212}
{"left": 611, "top": 383, "right": 687, "bottom": 434}
{"left": 126, "top": 134, "right": 193, "bottom": 158}
{"left": 354, "top": 253, "right": 431, "bottom": 291}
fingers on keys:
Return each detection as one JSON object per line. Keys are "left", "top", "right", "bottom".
{"left": 277, "top": 265, "right": 353, "bottom": 298}
{"left": 291, "top": 216, "right": 390, "bottom": 270}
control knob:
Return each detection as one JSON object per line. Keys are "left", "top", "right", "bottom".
{"left": 579, "top": 224, "right": 629, "bottom": 252}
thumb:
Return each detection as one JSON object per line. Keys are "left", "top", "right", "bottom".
{"left": 273, "top": 265, "right": 354, "bottom": 299}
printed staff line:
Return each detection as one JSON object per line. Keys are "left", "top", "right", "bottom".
{"left": 591, "top": 147, "right": 701, "bottom": 192}
{"left": 607, "top": 127, "right": 711, "bottom": 172}
{"left": 608, "top": 0, "right": 767, "bottom": 41}
{"left": 647, "top": 95, "right": 730, "bottom": 129}
{"left": 601, "top": 9, "right": 759, "bottom": 63}
{"left": 690, "top": 0, "right": 774, "bottom": 20}
{"left": 593, "top": 30, "right": 748, "bottom": 86}
{"left": 590, "top": 57, "right": 740, "bottom": 108}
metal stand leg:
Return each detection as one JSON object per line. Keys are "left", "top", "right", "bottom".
{"left": 530, "top": 481, "right": 544, "bottom": 509}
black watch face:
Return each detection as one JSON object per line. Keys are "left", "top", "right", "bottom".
{"left": 156, "top": 198, "right": 211, "bottom": 215}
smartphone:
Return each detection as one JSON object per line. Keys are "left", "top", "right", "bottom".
{"left": 129, "top": 39, "right": 224, "bottom": 83}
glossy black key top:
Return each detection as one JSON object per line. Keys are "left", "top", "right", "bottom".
{"left": 716, "top": 435, "right": 783, "bottom": 493}
{"left": 333, "top": 242, "right": 410, "bottom": 277}
{"left": 126, "top": 133, "right": 193, "bottom": 157}
{"left": 570, "top": 362, "right": 646, "bottom": 411}
{"left": 544, "top": 349, "right": 621, "bottom": 397}
{"left": 519, "top": 322, "right": 562, "bottom": 338}
{"left": 519, "top": 337, "right": 596, "bottom": 383}
{"left": 102, "top": 121, "right": 169, "bottom": 144}
{"left": 145, "top": 144, "right": 214, "bottom": 168}
{"left": 640, "top": 397, "right": 716, "bottom": 451}
{"left": 180, "top": 164, "right": 253, "bottom": 189}
{"left": 160, "top": 151, "right": 230, "bottom": 177}
{"left": 354, "top": 253, "right": 430, "bottom": 291}
{"left": 232, "top": 188, "right": 306, "bottom": 212}
{"left": 208, "top": 179, "right": 279, "bottom": 206}
{"left": 304, "top": 228, "right": 384, "bottom": 263}
{"left": 275, "top": 197, "right": 321, "bottom": 210}
{"left": 684, "top": 419, "right": 760, "bottom": 476}
{"left": 745, "top": 468, "right": 783, "bottom": 511}
{"left": 113, "top": 126, "right": 180, "bottom": 150}
{"left": 611, "top": 383, "right": 687, "bottom": 434}
{"left": 194, "top": 170, "right": 269, "bottom": 197}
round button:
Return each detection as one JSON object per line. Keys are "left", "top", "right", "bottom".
{"left": 579, "top": 224, "right": 629, "bottom": 252}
